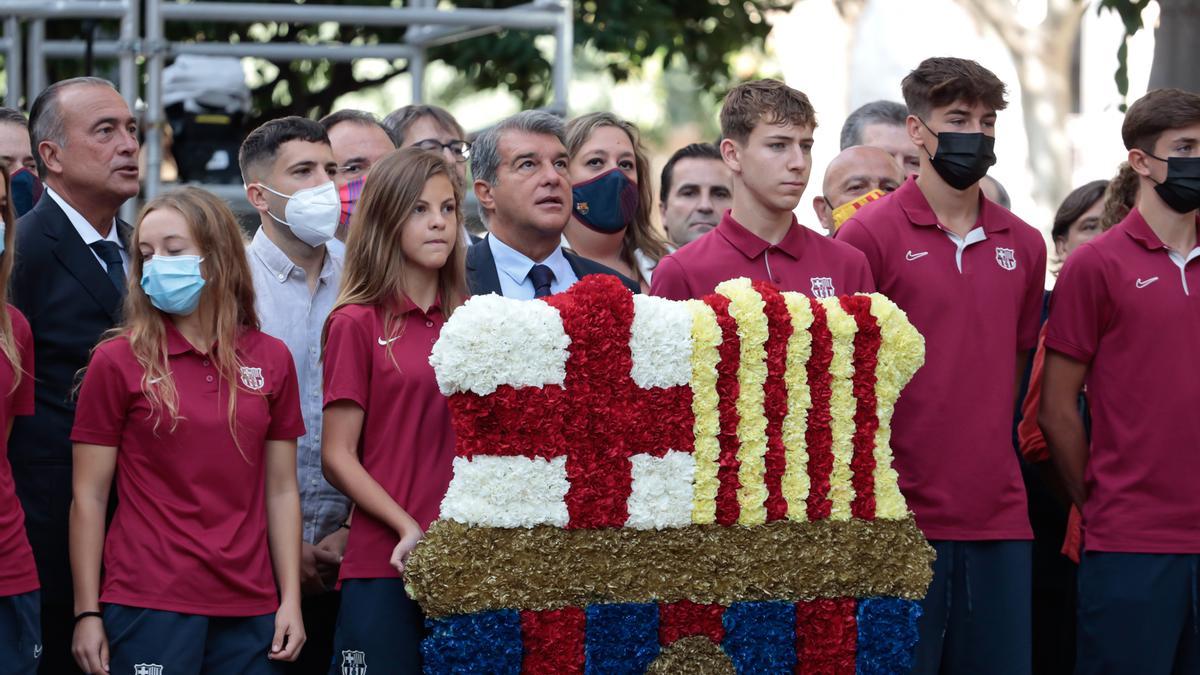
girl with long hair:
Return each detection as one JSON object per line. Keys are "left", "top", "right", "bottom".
{"left": 321, "top": 147, "right": 467, "bottom": 671}
{"left": 563, "top": 112, "right": 671, "bottom": 291}
{"left": 0, "top": 170, "right": 41, "bottom": 673}
{"left": 70, "top": 187, "right": 306, "bottom": 673}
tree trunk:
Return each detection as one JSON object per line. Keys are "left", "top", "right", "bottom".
{"left": 1148, "top": 0, "right": 1200, "bottom": 92}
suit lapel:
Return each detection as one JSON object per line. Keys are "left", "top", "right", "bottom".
{"left": 466, "top": 238, "right": 503, "bottom": 296}
{"left": 43, "top": 198, "right": 124, "bottom": 322}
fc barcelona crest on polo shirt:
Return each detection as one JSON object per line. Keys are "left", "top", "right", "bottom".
{"left": 995, "top": 247, "right": 1017, "bottom": 271}
{"left": 239, "top": 366, "right": 265, "bottom": 391}
{"left": 134, "top": 665, "right": 163, "bottom": 675}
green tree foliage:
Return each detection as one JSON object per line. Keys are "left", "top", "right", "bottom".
{"left": 1096, "top": 0, "right": 1152, "bottom": 108}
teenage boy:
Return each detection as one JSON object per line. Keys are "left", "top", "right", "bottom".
{"left": 1040, "top": 88, "right": 1200, "bottom": 674}
{"left": 649, "top": 78, "right": 874, "bottom": 300}
{"left": 240, "top": 117, "right": 347, "bottom": 675}
{"left": 837, "top": 58, "right": 1046, "bottom": 674}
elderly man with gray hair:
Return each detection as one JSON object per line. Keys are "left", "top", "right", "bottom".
{"left": 10, "top": 75, "right": 139, "bottom": 674}
{"left": 465, "top": 110, "right": 638, "bottom": 298}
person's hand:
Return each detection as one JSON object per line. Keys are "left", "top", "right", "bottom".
{"left": 389, "top": 529, "right": 424, "bottom": 575}
{"left": 300, "top": 541, "right": 326, "bottom": 596}
{"left": 314, "top": 527, "right": 348, "bottom": 589}
{"left": 268, "top": 599, "right": 306, "bottom": 662}
{"left": 72, "top": 615, "right": 110, "bottom": 673}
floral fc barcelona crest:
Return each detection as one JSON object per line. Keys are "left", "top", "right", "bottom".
{"left": 239, "top": 366, "right": 265, "bottom": 391}
{"left": 995, "top": 247, "right": 1017, "bottom": 271}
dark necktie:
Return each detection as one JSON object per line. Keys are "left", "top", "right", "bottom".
{"left": 528, "top": 263, "right": 555, "bottom": 298}
{"left": 89, "top": 240, "right": 127, "bottom": 297}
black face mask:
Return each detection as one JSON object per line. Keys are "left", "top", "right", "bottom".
{"left": 919, "top": 118, "right": 997, "bottom": 190}
{"left": 1146, "top": 154, "right": 1200, "bottom": 214}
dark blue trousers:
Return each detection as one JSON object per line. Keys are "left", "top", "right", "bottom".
{"left": 104, "top": 604, "right": 284, "bottom": 675}
{"left": 0, "top": 590, "right": 41, "bottom": 674}
{"left": 328, "top": 579, "right": 424, "bottom": 675}
{"left": 1076, "top": 552, "right": 1200, "bottom": 675}
{"left": 912, "top": 540, "right": 1032, "bottom": 675}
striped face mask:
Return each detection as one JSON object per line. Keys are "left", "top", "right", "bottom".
{"left": 339, "top": 175, "right": 367, "bottom": 228}
{"left": 830, "top": 189, "right": 886, "bottom": 231}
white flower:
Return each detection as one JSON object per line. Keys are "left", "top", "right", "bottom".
{"left": 429, "top": 295, "right": 571, "bottom": 395}
{"left": 625, "top": 450, "right": 695, "bottom": 529}
{"left": 629, "top": 295, "right": 694, "bottom": 389}
{"left": 439, "top": 455, "right": 570, "bottom": 528}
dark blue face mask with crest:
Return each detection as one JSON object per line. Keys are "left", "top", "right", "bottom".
{"left": 571, "top": 168, "right": 640, "bottom": 234}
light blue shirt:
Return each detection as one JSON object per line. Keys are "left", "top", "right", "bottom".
{"left": 247, "top": 228, "right": 350, "bottom": 544}
{"left": 487, "top": 232, "right": 579, "bottom": 299}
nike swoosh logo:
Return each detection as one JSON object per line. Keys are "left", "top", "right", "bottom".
{"left": 378, "top": 336, "right": 400, "bottom": 346}
{"left": 905, "top": 250, "right": 928, "bottom": 261}
{"left": 1135, "top": 277, "right": 1159, "bottom": 289}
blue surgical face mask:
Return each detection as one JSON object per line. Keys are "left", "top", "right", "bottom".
{"left": 571, "top": 168, "right": 640, "bottom": 234}
{"left": 141, "top": 255, "right": 206, "bottom": 315}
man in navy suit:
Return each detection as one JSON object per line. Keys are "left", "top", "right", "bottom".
{"left": 467, "top": 110, "right": 638, "bottom": 297}
{"left": 11, "top": 76, "right": 139, "bottom": 674}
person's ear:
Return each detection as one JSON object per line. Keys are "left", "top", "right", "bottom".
{"left": 1127, "top": 148, "right": 1156, "bottom": 179}
{"left": 244, "top": 181, "right": 272, "bottom": 214}
{"left": 907, "top": 115, "right": 928, "bottom": 152}
{"left": 1054, "top": 237, "right": 1068, "bottom": 259}
{"left": 720, "top": 138, "right": 742, "bottom": 174}
{"left": 474, "top": 179, "right": 496, "bottom": 215}
{"left": 813, "top": 195, "right": 834, "bottom": 234}
{"left": 38, "top": 140, "right": 64, "bottom": 177}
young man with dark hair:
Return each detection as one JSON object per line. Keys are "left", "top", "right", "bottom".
{"left": 650, "top": 79, "right": 873, "bottom": 301}
{"left": 658, "top": 142, "right": 733, "bottom": 247}
{"left": 1040, "top": 87, "right": 1200, "bottom": 674}
{"left": 240, "top": 116, "right": 346, "bottom": 675}
{"left": 838, "top": 57, "right": 1046, "bottom": 674}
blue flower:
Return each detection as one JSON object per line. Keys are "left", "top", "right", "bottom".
{"left": 856, "top": 597, "right": 922, "bottom": 674}
{"left": 423, "top": 609, "right": 523, "bottom": 674}
{"left": 585, "top": 603, "right": 660, "bottom": 673}
{"left": 722, "top": 601, "right": 795, "bottom": 673}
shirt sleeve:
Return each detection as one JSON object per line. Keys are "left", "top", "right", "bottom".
{"left": 834, "top": 217, "right": 884, "bottom": 283}
{"left": 70, "top": 348, "right": 129, "bottom": 447}
{"left": 1017, "top": 234, "right": 1049, "bottom": 351}
{"left": 1045, "top": 244, "right": 1109, "bottom": 364}
{"left": 648, "top": 254, "right": 693, "bottom": 301}
{"left": 266, "top": 341, "right": 306, "bottom": 441}
{"left": 1017, "top": 329, "right": 1049, "bottom": 462}
{"left": 323, "top": 309, "right": 372, "bottom": 410}
{"left": 9, "top": 306, "right": 34, "bottom": 416}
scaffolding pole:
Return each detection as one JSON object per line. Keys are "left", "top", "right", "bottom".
{"left": 3, "top": 18, "right": 21, "bottom": 108}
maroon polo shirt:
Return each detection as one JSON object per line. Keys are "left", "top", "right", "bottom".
{"left": 649, "top": 211, "right": 875, "bottom": 300}
{"left": 71, "top": 319, "right": 305, "bottom": 615}
{"left": 837, "top": 177, "right": 1046, "bottom": 541}
{"left": 0, "top": 305, "right": 37, "bottom": 596}
{"left": 323, "top": 300, "right": 456, "bottom": 582}
{"left": 1046, "top": 209, "right": 1200, "bottom": 553}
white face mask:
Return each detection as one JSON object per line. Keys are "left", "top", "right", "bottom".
{"left": 254, "top": 181, "right": 340, "bottom": 247}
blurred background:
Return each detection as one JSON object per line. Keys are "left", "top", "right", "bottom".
{"left": 0, "top": 0, "right": 1193, "bottom": 237}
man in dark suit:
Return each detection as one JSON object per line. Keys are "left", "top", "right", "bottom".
{"left": 467, "top": 110, "right": 638, "bottom": 297}
{"left": 11, "top": 76, "right": 139, "bottom": 674}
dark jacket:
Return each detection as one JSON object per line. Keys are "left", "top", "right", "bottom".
{"left": 466, "top": 236, "right": 640, "bottom": 296}
{"left": 9, "top": 194, "right": 131, "bottom": 605}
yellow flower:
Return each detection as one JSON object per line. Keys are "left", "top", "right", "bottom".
{"left": 868, "top": 294, "right": 925, "bottom": 520}
{"left": 716, "top": 279, "right": 770, "bottom": 526}
{"left": 780, "top": 292, "right": 813, "bottom": 520}
{"left": 687, "top": 300, "right": 723, "bottom": 524}
{"left": 820, "top": 297, "right": 859, "bottom": 521}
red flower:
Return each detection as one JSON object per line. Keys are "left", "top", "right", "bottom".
{"left": 840, "top": 296, "right": 881, "bottom": 520}
{"left": 659, "top": 599, "right": 726, "bottom": 645}
{"left": 705, "top": 293, "right": 743, "bottom": 526}
{"left": 521, "top": 606, "right": 585, "bottom": 674}
{"left": 805, "top": 300, "right": 834, "bottom": 521}
{"left": 449, "top": 386, "right": 568, "bottom": 459}
{"left": 752, "top": 281, "right": 794, "bottom": 522}
{"left": 795, "top": 598, "right": 857, "bottom": 674}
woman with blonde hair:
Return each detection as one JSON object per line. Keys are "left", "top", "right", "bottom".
{"left": 321, "top": 147, "right": 466, "bottom": 671}
{"left": 564, "top": 112, "right": 671, "bottom": 291}
{"left": 0, "top": 170, "right": 41, "bottom": 673}
{"left": 70, "top": 187, "right": 306, "bottom": 673}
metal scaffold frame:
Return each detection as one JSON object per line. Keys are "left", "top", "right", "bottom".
{"left": 1, "top": 0, "right": 574, "bottom": 200}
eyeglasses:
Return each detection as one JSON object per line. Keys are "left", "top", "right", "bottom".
{"left": 413, "top": 139, "right": 471, "bottom": 162}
